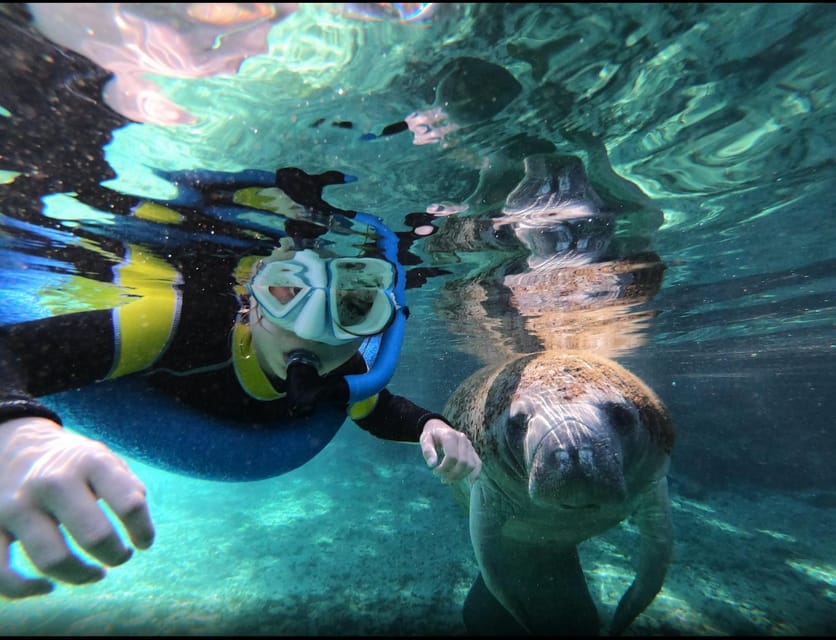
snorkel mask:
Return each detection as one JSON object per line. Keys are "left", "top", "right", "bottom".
{"left": 248, "top": 249, "right": 398, "bottom": 346}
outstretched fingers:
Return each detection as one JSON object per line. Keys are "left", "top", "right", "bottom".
{"left": 0, "top": 529, "right": 54, "bottom": 599}
{"left": 0, "top": 417, "right": 154, "bottom": 599}
{"left": 87, "top": 454, "right": 155, "bottom": 552}
{"left": 2, "top": 508, "right": 105, "bottom": 588}
{"left": 40, "top": 477, "right": 134, "bottom": 570}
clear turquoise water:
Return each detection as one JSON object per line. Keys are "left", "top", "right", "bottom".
{"left": 1, "top": 3, "right": 834, "bottom": 635}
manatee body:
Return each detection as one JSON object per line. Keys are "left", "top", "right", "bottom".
{"left": 445, "top": 350, "right": 675, "bottom": 636}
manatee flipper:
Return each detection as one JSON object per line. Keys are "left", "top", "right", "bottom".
{"left": 463, "top": 573, "right": 527, "bottom": 636}
{"left": 610, "top": 476, "right": 673, "bottom": 636}
{"left": 469, "top": 479, "right": 532, "bottom": 631}
{"left": 469, "top": 480, "right": 600, "bottom": 635}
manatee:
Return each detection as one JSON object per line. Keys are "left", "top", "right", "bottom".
{"left": 445, "top": 350, "right": 675, "bottom": 636}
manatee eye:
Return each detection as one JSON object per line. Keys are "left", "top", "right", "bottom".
{"left": 604, "top": 402, "right": 637, "bottom": 434}
{"left": 507, "top": 412, "right": 529, "bottom": 434}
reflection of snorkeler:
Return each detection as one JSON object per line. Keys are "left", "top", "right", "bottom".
{"left": 0, "top": 194, "right": 481, "bottom": 601}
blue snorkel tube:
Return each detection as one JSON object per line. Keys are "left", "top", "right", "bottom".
{"left": 344, "top": 211, "right": 408, "bottom": 404}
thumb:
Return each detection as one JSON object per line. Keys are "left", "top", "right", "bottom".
{"left": 419, "top": 427, "right": 440, "bottom": 468}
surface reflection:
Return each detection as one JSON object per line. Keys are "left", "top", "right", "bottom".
{"left": 27, "top": 3, "right": 294, "bottom": 125}
{"left": 429, "top": 152, "right": 665, "bottom": 361}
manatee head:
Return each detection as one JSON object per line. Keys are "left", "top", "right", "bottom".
{"left": 485, "top": 352, "right": 673, "bottom": 512}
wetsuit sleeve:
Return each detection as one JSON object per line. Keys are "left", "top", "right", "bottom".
{"left": 0, "top": 310, "right": 115, "bottom": 424}
{"left": 0, "top": 392, "right": 63, "bottom": 425}
{"left": 353, "top": 388, "right": 446, "bottom": 443}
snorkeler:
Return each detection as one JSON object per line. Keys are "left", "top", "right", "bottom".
{"left": 0, "top": 233, "right": 481, "bottom": 599}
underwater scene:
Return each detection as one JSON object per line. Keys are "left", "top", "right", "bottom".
{"left": 0, "top": 2, "right": 834, "bottom": 636}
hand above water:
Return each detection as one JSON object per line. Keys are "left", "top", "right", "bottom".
{"left": 0, "top": 417, "right": 154, "bottom": 599}
{"left": 419, "top": 418, "right": 482, "bottom": 483}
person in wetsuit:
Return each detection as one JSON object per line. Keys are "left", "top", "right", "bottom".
{"left": 0, "top": 238, "right": 481, "bottom": 600}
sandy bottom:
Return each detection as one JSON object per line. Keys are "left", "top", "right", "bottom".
{"left": 1, "top": 423, "right": 834, "bottom": 636}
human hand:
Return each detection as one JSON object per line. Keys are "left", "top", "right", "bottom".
{"left": 419, "top": 418, "right": 482, "bottom": 483}
{"left": 0, "top": 417, "right": 154, "bottom": 599}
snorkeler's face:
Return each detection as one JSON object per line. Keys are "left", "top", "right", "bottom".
{"left": 248, "top": 303, "right": 363, "bottom": 380}
{"left": 269, "top": 284, "right": 303, "bottom": 305}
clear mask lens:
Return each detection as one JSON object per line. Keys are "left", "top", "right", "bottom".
{"left": 329, "top": 258, "right": 396, "bottom": 337}
{"left": 249, "top": 251, "right": 330, "bottom": 323}
{"left": 250, "top": 264, "right": 311, "bottom": 320}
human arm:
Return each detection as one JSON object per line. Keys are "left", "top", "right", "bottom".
{"left": 0, "top": 416, "right": 154, "bottom": 599}
{"left": 0, "top": 311, "right": 115, "bottom": 399}
{"left": 277, "top": 353, "right": 481, "bottom": 481}
{"left": 353, "top": 389, "right": 481, "bottom": 483}
{"left": 0, "top": 314, "right": 154, "bottom": 599}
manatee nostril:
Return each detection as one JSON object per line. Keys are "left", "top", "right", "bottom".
{"left": 579, "top": 447, "right": 594, "bottom": 471}
{"left": 555, "top": 447, "right": 590, "bottom": 461}
{"left": 554, "top": 446, "right": 597, "bottom": 479}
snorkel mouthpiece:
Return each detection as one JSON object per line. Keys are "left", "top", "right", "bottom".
{"left": 284, "top": 349, "right": 350, "bottom": 418}
{"left": 286, "top": 349, "right": 321, "bottom": 370}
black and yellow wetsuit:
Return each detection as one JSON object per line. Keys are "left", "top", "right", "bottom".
{"left": 0, "top": 246, "right": 443, "bottom": 479}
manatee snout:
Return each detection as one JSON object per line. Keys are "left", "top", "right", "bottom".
{"left": 526, "top": 416, "right": 627, "bottom": 508}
